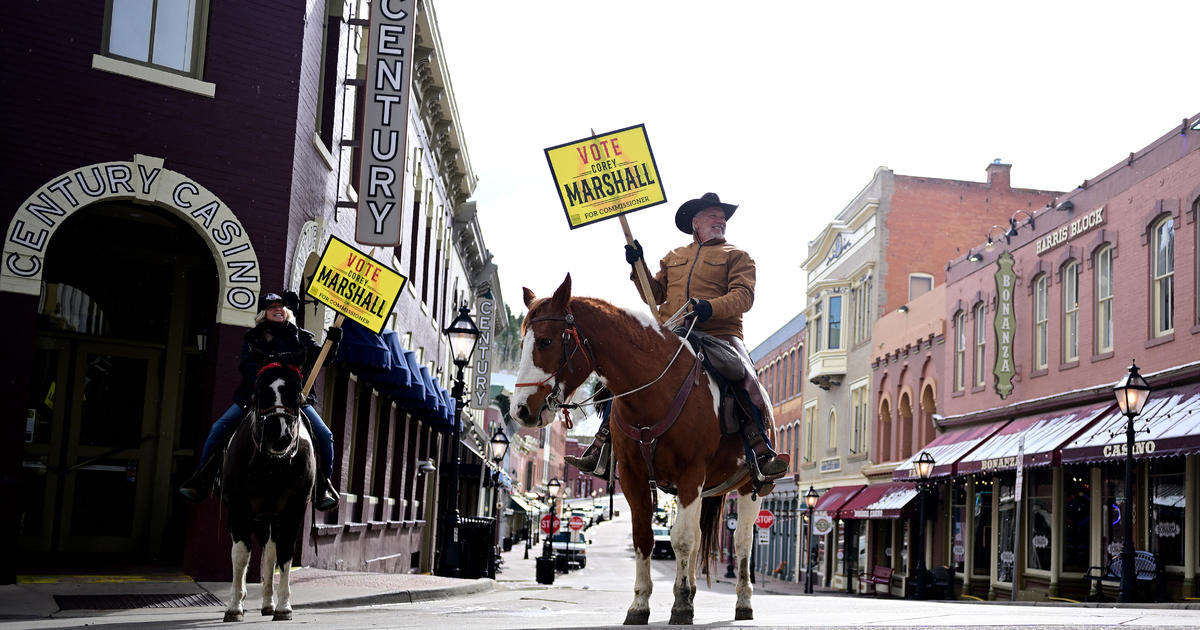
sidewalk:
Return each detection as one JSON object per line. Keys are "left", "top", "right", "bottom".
{"left": 0, "top": 567, "right": 494, "bottom": 620}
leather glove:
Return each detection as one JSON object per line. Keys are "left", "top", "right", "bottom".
{"left": 325, "top": 326, "right": 343, "bottom": 344}
{"left": 624, "top": 240, "right": 643, "bottom": 265}
{"left": 691, "top": 298, "right": 713, "bottom": 323}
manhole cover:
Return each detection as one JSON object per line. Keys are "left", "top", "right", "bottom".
{"left": 54, "top": 592, "right": 223, "bottom": 610}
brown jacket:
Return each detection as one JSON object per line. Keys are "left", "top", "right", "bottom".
{"left": 631, "top": 236, "right": 755, "bottom": 339}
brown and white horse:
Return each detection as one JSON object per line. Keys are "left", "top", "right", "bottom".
{"left": 512, "top": 275, "right": 764, "bottom": 625}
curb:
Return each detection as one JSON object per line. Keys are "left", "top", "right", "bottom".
{"left": 295, "top": 578, "right": 496, "bottom": 609}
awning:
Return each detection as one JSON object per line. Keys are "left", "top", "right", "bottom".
{"left": 956, "top": 403, "right": 1113, "bottom": 475}
{"left": 373, "top": 330, "right": 413, "bottom": 399}
{"left": 1060, "top": 381, "right": 1200, "bottom": 465}
{"left": 418, "top": 366, "right": 439, "bottom": 412}
{"left": 402, "top": 350, "right": 427, "bottom": 401}
{"left": 838, "top": 482, "right": 917, "bottom": 519}
{"left": 510, "top": 494, "right": 538, "bottom": 513}
{"left": 335, "top": 320, "right": 392, "bottom": 369}
{"left": 893, "top": 422, "right": 1009, "bottom": 480}
{"left": 812, "top": 485, "right": 865, "bottom": 518}
{"left": 430, "top": 375, "right": 448, "bottom": 418}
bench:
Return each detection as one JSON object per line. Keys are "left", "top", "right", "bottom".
{"left": 859, "top": 565, "right": 895, "bottom": 596}
{"left": 1084, "top": 551, "right": 1164, "bottom": 602}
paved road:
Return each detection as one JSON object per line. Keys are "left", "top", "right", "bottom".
{"left": 5, "top": 495, "right": 1199, "bottom": 628}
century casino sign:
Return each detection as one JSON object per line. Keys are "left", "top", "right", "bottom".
{"left": 1035, "top": 206, "right": 1105, "bottom": 256}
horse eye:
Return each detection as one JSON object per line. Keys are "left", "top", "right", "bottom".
{"left": 537, "top": 338, "right": 552, "bottom": 349}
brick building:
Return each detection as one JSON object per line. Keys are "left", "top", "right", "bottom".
{"left": 1, "top": 0, "right": 504, "bottom": 583}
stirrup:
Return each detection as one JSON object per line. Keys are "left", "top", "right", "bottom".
{"left": 314, "top": 477, "right": 339, "bottom": 512}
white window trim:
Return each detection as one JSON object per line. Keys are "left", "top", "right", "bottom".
{"left": 92, "top": 54, "right": 215, "bottom": 97}
{"left": 954, "top": 311, "right": 966, "bottom": 391}
{"left": 1034, "top": 275, "right": 1049, "bottom": 370}
{"left": 1063, "top": 262, "right": 1079, "bottom": 362}
{"left": 973, "top": 303, "right": 986, "bottom": 387}
{"left": 313, "top": 133, "right": 336, "bottom": 171}
{"left": 1151, "top": 217, "right": 1175, "bottom": 337}
{"left": 908, "top": 272, "right": 934, "bottom": 301}
{"left": 1096, "top": 246, "right": 1114, "bottom": 354}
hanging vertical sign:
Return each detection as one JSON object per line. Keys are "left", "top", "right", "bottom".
{"left": 470, "top": 298, "right": 494, "bottom": 410}
{"left": 993, "top": 252, "right": 1016, "bottom": 398}
{"left": 356, "top": 0, "right": 417, "bottom": 246}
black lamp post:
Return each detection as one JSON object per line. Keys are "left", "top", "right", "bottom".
{"left": 1113, "top": 361, "right": 1151, "bottom": 603}
{"left": 436, "top": 303, "right": 481, "bottom": 578}
{"left": 803, "top": 486, "right": 819, "bottom": 594}
{"left": 543, "top": 477, "right": 561, "bottom": 560}
{"left": 912, "top": 451, "right": 936, "bottom": 599}
{"left": 488, "top": 426, "right": 510, "bottom": 577}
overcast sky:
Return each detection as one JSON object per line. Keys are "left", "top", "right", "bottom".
{"left": 433, "top": 0, "right": 1199, "bottom": 348}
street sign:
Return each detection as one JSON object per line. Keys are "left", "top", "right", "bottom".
{"left": 756, "top": 528, "right": 769, "bottom": 545}
{"left": 755, "top": 509, "right": 775, "bottom": 529}
{"left": 569, "top": 515, "right": 585, "bottom": 531}
{"left": 540, "top": 513, "right": 561, "bottom": 535}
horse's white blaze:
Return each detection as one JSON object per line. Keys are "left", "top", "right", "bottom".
{"left": 229, "top": 540, "right": 250, "bottom": 615}
{"left": 276, "top": 559, "right": 293, "bottom": 613}
{"left": 622, "top": 307, "right": 664, "bottom": 335}
{"left": 267, "top": 377, "right": 286, "bottom": 407}
{"left": 629, "top": 548, "right": 652, "bottom": 617}
{"left": 734, "top": 493, "right": 759, "bottom": 610}
{"left": 261, "top": 538, "right": 277, "bottom": 609}
{"left": 512, "top": 329, "right": 554, "bottom": 425}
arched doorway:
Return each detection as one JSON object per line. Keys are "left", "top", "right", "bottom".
{"left": 21, "top": 201, "right": 217, "bottom": 566}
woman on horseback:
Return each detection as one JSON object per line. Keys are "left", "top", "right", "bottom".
{"left": 179, "top": 292, "right": 340, "bottom": 511}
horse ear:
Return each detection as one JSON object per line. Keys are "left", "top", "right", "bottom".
{"left": 550, "top": 273, "right": 572, "bottom": 308}
{"left": 523, "top": 287, "right": 536, "bottom": 308}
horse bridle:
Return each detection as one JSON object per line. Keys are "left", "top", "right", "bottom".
{"left": 251, "top": 362, "right": 304, "bottom": 458}
{"left": 514, "top": 306, "right": 595, "bottom": 426}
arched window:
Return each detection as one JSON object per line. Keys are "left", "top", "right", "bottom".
{"left": 1095, "top": 245, "right": 1114, "bottom": 353}
{"left": 1033, "top": 274, "right": 1049, "bottom": 371}
{"left": 1062, "top": 261, "right": 1079, "bottom": 362}
{"left": 953, "top": 310, "right": 966, "bottom": 391}
{"left": 1151, "top": 216, "right": 1174, "bottom": 337}
{"left": 972, "top": 302, "right": 986, "bottom": 387}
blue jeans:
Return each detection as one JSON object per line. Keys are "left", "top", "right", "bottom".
{"left": 199, "top": 403, "right": 334, "bottom": 478}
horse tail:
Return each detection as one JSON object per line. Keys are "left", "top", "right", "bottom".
{"left": 698, "top": 495, "right": 723, "bottom": 587}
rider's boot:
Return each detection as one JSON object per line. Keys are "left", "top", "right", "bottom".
{"left": 745, "top": 426, "right": 789, "bottom": 483}
{"left": 179, "top": 452, "right": 223, "bottom": 503}
{"left": 565, "top": 418, "right": 611, "bottom": 478}
{"left": 313, "top": 453, "right": 339, "bottom": 512}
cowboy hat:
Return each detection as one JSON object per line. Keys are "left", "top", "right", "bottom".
{"left": 675, "top": 192, "right": 738, "bottom": 234}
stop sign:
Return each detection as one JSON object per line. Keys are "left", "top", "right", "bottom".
{"left": 540, "top": 513, "right": 561, "bottom": 534}
{"left": 755, "top": 509, "right": 775, "bottom": 529}
{"left": 569, "top": 515, "right": 585, "bottom": 531}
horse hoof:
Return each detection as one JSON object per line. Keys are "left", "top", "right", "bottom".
{"left": 735, "top": 608, "right": 754, "bottom": 620}
{"left": 223, "top": 610, "right": 244, "bottom": 622}
{"left": 623, "top": 610, "right": 650, "bottom": 625}
{"left": 273, "top": 610, "right": 293, "bottom": 621}
{"left": 261, "top": 606, "right": 275, "bottom": 616}
{"left": 668, "top": 610, "right": 694, "bottom": 625}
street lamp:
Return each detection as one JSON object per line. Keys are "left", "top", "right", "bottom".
{"left": 488, "top": 426, "right": 510, "bottom": 577}
{"left": 544, "top": 478, "right": 562, "bottom": 560}
{"left": 913, "top": 451, "right": 935, "bottom": 599}
{"left": 436, "top": 303, "right": 481, "bottom": 578}
{"left": 803, "top": 486, "right": 819, "bottom": 594}
{"left": 1113, "top": 361, "right": 1151, "bottom": 603}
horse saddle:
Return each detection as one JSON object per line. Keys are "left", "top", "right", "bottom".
{"left": 674, "top": 328, "right": 750, "bottom": 436}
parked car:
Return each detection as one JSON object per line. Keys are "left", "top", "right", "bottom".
{"left": 652, "top": 527, "right": 674, "bottom": 559}
{"left": 550, "top": 530, "right": 588, "bottom": 568}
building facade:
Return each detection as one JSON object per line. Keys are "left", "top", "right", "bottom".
{"left": 1, "top": 0, "right": 504, "bottom": 583}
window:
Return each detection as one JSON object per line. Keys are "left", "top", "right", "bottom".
{"left": 794, "top": 349, "right": 803, "bottom": 390}
{"left": 1096, "top": 246, "right": 1114, "bottom": 353}
{"left": 1033, "top": 274, "right": 1049, "bottom": 370}
{"left": 850, "top": 383, "right": 868, "bottom": 454}
{"left": 953, "top": 310, "right": 966, "bottom": 391}
{"left": 827, "top": 295, "right": 842, "bottom": 350}
{"left": 908, "top": 273, "right": 934, "bottom": 301}
{"left": 1101, "top": 465, "right": 1138, "bottom": 560}
{"left": 803, "top": 405, "right": 816, "bottom": 462}
{"left": 972, "top": 303, "right": 986, "bottom": 387}
{"left": 997, "top": 475, "right": 1016, "bottom": 583}
{"left": 971, "top": 478, "right": 993, "bottom": 578}
{"left": 810, "top": 301, "right": 823, "bottom": 353}
{"left": 1151, "top": 216, "right": 1174, "bottom": 336}
{"left": 1148, "top": 458, "right": 1185, "bottom": 567}
{"left": 827, "top": 409, "right": 837, "bottom": 450}
{"left": 950, "top": 481, "right": 967, "bottom": 574}
{"left": 851, "top": 275, "right": 873, "bottom": 345}
{"left": 103, "top": 0, "right": 208, "bottom": 76}
{"left": 1062, "top": 261, "right": 1079, "bottom": 362}
{"left": 1061, "top": 467, "right": 1090, "bottom": 573}
{"left": 1026, "top": 469, "right": 1053, "bottom": 571}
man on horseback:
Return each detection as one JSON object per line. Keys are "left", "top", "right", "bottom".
{"left": 566, "top": 192, "right": 790, "bottom": 483}
{"left": 179, "top": 292, "right": 341, "bottom": 511}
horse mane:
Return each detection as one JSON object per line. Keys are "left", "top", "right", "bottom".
{"left": 569, "top": 297, "right": 671, "bottom": 352}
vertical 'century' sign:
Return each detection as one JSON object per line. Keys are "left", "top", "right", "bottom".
{"left": 356, "top": 0, "right": 416, "bottom": 246}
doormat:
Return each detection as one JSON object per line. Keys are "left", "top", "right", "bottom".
{"left": 54, "top": 592, "right": 223, "bottom": 610}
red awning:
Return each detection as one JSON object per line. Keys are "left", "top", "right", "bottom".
{"left": 955, "top": 402, "right": 1113, "bottom": 475}
{"left": 893, "top": 422, "right": 1009, "bottom": 480}
{"left": 812, "top": 485, "right": 865, "bottom": 517}
{"left": 1060, "top": 382, "right": 1200, "bottom": 465}
{"left": 837, "top": 482, "right": 918, "bottom": 519}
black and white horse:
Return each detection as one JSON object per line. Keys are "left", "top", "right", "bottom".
{"left": 220, "top": 362, "right": 316, "bottom": 622}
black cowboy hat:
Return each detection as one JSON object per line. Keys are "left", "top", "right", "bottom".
{"left": 259, "top": 292, "right": 287, "bottom": 311}
{"left": 675, "top": 192, "right": 738, "bottom": 234}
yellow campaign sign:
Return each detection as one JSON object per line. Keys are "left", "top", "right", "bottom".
{"left": 544, "top": 124, "right": 667, "bottom": 229}
{"left": 306, "top": 236, "right": 406, "bottom": 334}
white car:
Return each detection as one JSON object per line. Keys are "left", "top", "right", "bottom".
{"left": 652, "top": 527, "right": 674, "bottom": 559}
{"left": 550, "top": 530, "right": 588, "bottom": 568}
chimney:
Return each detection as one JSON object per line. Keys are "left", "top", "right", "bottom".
{"left": 986, "top": 159, "right": 1011, "bottom": 191}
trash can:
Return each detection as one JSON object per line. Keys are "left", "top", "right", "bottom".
{"left": 502, "top": 537, "right": 512, "bottom": 552}
{"left": 458, "top": 516, "right": 497, "bottom": 580}
{"left": 536, "top": 556, "right": 556, "bottom": 584}
{"left": 556, "top": 553, "right": 569, "bottom": 573}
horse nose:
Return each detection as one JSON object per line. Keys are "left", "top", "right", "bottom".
{"left": 516, "top": 404, "right": 530, "bottom": 421}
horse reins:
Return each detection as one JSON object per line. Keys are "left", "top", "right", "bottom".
{"left": 250, "top": 362, "right": 304, "bottom": 458}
